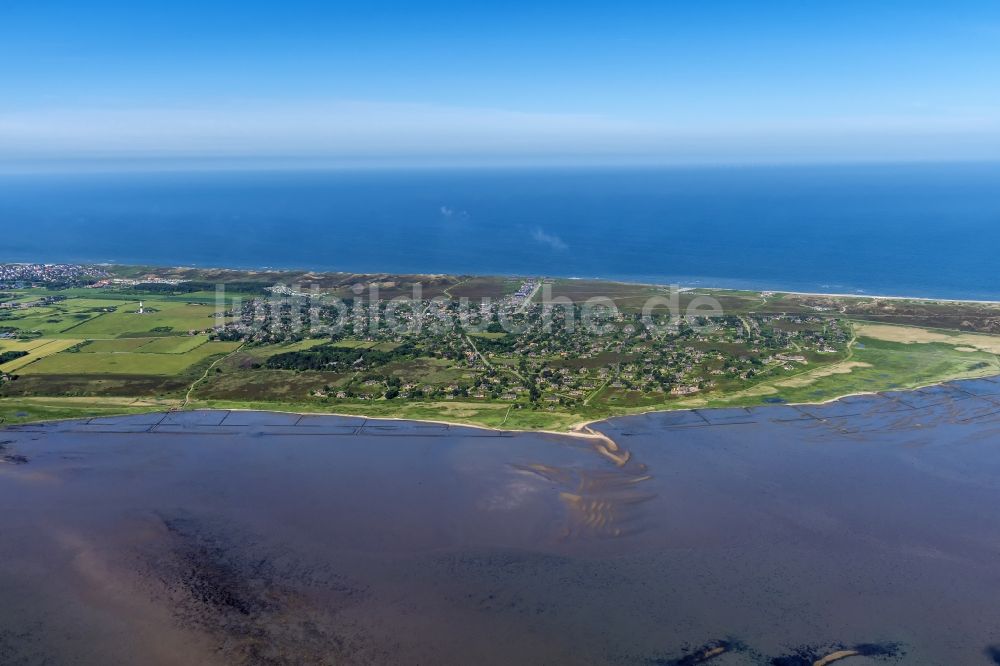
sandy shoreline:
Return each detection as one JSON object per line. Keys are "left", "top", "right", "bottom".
{"left": 5, "top": 372, "right": 998, "bottom": 441}
{"left": 759, "top": 288, "right": 1000, "bottom": 305}
{"left": 568, "top": 273, "right": 1000, "bottom": 304}
{"left": 152, "top": 264, "right": 1000, "bottom": 305}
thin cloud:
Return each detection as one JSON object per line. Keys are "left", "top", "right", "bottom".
{"left": 0, "top": 100, "right": 644, "bottom": 158}
{"left": 440, "top": 206, "right": 469, "bottom": 221}
{"left": 531, "top": 228, "right": 568, "bottom": 251}
{"left": 1, "top": 99, "right": 998, "bottom": 167}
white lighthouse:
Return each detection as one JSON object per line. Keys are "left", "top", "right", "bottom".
{"left": 138, "top": 301, "right": 145, "bottom": 314}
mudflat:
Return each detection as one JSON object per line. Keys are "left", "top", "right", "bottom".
{"left": 4, "top": 378, "right": 1000, "bottom": 664}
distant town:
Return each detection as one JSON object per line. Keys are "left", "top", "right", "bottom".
{"left": 0, "top": 262, "right": 110, "bottom": 286}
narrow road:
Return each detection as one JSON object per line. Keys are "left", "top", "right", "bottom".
{"left": 737, "top": 315, "right": 753, "bottom": 338}
{"left": 516, "top": 280, "right": 543, "bottom": 312}
{"left": 441, "top": 277, "right": 469, "bottom": 300}
{"left": 462, "top": 334, "right": 494, "bottom": 370}
{"left": 183, "top": 343, "right": 244, "bottom": 408}
{"left": 461, "top": 332, "right": 534, "bottom": 397}
{"left": 584, "top": 375, "right": 612, "bottom": 406}
{"left": 498, "top": 404, "right": 513, "bottom": 427}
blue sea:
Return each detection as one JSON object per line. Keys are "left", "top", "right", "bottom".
{"left": 1, "top": 162, "right": 999, "bottom": 300}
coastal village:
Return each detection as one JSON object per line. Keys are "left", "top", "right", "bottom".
{"left": 0, "top": 262, "right": 948, "bottom": 419}
{"left": 213, "top": 276, "right": 850, "bottom": 408}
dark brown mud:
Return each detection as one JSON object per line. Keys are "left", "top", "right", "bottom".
{"left": 4, "top": 378, "right": 1000, "bottom": 663}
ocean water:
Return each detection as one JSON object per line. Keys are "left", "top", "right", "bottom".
{"left": 1, "top": 162, "right": 999, "bottom": 299}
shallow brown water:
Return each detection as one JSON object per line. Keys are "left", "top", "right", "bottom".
{"left": 4, "top": 379, "right": 1000, "bottom": 664}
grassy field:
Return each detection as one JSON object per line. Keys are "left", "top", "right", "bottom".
{"left": 76, "top": 335, "right": 211, "bottom": 354}
{"left": 135, "top": 335, "right": 210, "bottom": 353}
{"left": 0, "top": 396, "right": 182, "bottom": 425}
{"left": 65, "top": 301, "right": 220, "bottom": 337}
{"left": 0, "top": 307, "right": 102, "bottom": 336}
{"left": 330, "top": 339, "right": 400, "bottom": 351}
{"left": 0, "top": 295, "right": 225, "bottom": 340}
{"left": 661, "top": 322, "right": 1000, "bottom": 411}
{"left": 853, "top": 322, "right": 1000, "bottom": 352}
{"left": 229, "top": 338, "right": 331, "bottom": 362}
{"left": 0, "top": 338, "right": 85, "bottom": 372}
{"left": 79, "top": 338, "right": 157, "bottom": 353}
{"left": 0, "top": 338, "right": 54, "bottom": 353}
{"left": 18, "top": 340, "right": 240, "bottom": 376}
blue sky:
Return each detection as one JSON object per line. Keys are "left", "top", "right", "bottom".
{"left": 2, "top": 0, "right": 999, "bottom": 167}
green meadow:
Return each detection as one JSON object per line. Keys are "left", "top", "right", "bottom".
{"left": 665, "top": 332, "right": 1000, "bottom": 411}
{"left": 65, "top": 301, "right": 220, "bottom": 337}
{"left": 19, "top": 340, "right": 240, "bottom": 376}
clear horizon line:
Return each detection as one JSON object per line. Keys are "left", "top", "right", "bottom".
{"left": 1, "top": 154, "right": 999, "bottom": 176}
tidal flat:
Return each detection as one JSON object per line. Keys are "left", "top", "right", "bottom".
{"left": 4, "top": 379, "right": 1000, "bottom": 664}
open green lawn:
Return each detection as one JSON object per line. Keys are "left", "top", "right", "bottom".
{"left": 19, "top": 341, "right": 240, "bottom": 376}
{"left": 64, "top": 301, "right": 220, "bottom": 337}
{"left": 136, "top": 335, "right": 209, "bottom": 353}
{"left": 77, "top": 335, "right": 210, "bottom": 354}
{"left": 0, "top": 338, "right": 84, "bottom": 372}
{"left": 0, "top": 308, "right": 102, "bottom": 335}
{"left": 330, "top": 339, "right": 377, "bottom": 349}
{"left": 0, "top": 338, "right": 53, "bottom": 353}
{"left": 79, "top": 338, "right": 155, "bottom": 353}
